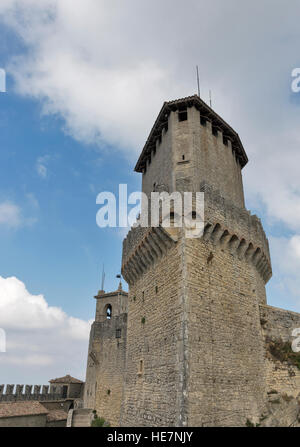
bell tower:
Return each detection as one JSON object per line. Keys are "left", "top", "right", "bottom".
{"left": 84, "top": 280, "right": 128, "bottom": 425}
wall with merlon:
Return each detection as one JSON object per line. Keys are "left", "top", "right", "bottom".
{"left": 0, "top": 384, "right": 63, "bottom": 402}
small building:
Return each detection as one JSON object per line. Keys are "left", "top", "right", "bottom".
{"left": 0, "top": 401, "right": 49, "bottom": 427}
{"left": 49, "top": 375, "right": 84, "bottom": 399}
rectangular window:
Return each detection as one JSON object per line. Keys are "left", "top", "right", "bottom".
{"left": 116, "top": 329, "right": 121, "bottom": 338}
{"left": 200, "top": 116, "right": 207, "bottom": 126}
{"left": 212, "top": 126, "right": 218, "bottom": 137}
{"left": 138, "top": 359, "right": 144, "bottom": 375}
{"left": 178, "top": 110, "right": 188, "bottom": 122}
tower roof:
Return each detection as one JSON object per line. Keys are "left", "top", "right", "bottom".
{"left": 135, "top": 95, "right": 248, "bottom": 172}
{"left": 49, "top": 374, "right": 83, "bottom": 384}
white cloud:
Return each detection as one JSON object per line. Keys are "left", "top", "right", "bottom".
{"left": 0, "top": 198, "right": 38, "bottom": 230}
{"left": 0, "top": 201, "right": 21, "bottom": 228}
{"left": 36, "top": 155, "right": 50, "bottom": 178}
{"left": 0, "top": 275, "right": 92, "bottom": 382}
{"left": 0, "top": 0, "right": 300, "bottom": 361}
{"left": 268, "top": 236, "right": 300, "bottom": 311}
{"left": 0, "top": 0, "right": 299, "bottom": 227}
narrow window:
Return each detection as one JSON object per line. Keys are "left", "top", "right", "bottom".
{"left": 155, "top": 286, "right": 158, "bottom": 294}
{"left": 106, "top": 304, "right": 112, "bottom": 320}
{"left": 116, "top": 329, "right": 121, "bottom": 338}
{"left": 62, "top": 386, "right": 68, "bottom": 398}
{"left": 223, "top": 136, "right": 228, "bottom": 146}
{"left": 182, "top": 155, "right": 185, "bottom": 160}
{"left": 138, "top": 359, "right": 144, "bottom": 375}
{"left": 200, "top": 116, "right": 207, "bottom": 126}
{"left": 212, "top": 126, "right": 218, "bottom": 137}
{"left": 142, "top": 291, "right": 144, "bottom": 302}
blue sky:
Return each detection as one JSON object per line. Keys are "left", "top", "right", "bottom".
{"left": 0, "top": 73, "right": 137, "bottom": 319}
{"left": 0, "top": 0, "right": 300, "bottom": 384}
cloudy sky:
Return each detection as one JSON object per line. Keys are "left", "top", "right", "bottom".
{"left": 0, "top": 0, "right": 300, "bottom": 384}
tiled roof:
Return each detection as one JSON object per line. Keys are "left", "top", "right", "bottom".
{"left": 0, "top": 401, "right": 48, "bottom": 418}
{"left": 49, "top": 374, "right": 83, "bottom": 384}
{"left": 135, "top": 94, "right": 248, "bottom": 172}
{"left": 46, "top": 409, "right": 68, "bottom": 422}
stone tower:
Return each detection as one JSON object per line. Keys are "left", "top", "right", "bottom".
{"left": 121, "top": 95, "right": 273, "bottom": 426}
{"left": 84, "top": 282, "right": 128, "bottom": 425}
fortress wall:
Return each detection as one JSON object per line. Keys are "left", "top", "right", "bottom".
{"left": 92, "top": 315, "right": 127, "bottom": 426}
{"left": 195, "top": 109, "right": 245, "bottom": 208}
{"left": 83, "top": 322, "right": 99, "bottom": 409}
{"left": 260, "top": 304, "right": 300, "bottom": 397}
{"left": 142, "top": 114, "right": 174, "bottom": 199}
{"left": 186, "top": 235, "right": 267, "bottom": 426}
{"left": 121, "top": 240, "right": 184, "bottom": 427}
{"left": 201, "top": 183, "right": 271, "bottom": 273}
{"left": 0, "top": 384, "right": 62, "bottom": 402}
{"left": 259, "top": 304, "right": 300, "bottom": 341}
{"left": 122, "top": 226, "right": 149, "bottom": 264}
{"left": 173, "top": 108, "right": 196, "bottom": 193}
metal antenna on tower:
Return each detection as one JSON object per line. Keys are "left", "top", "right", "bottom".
{"left": 101, "top": 264, "right": 105, "bottom": 291}
{"left": 196, "top": 66, "right": 200, "bottom": 97}
{"left": 209, "top": 90, "right": 212, "bottom": 108}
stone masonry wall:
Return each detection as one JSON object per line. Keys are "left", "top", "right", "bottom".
{"left": 186, "top": 234, "right": 267, "bottom": 426}
{"left": 121, "top": 240, "right": 184, "bottom": 426}
{"left": 260, "top": 304, "right": 300, "bottom": 397}
{"left": 94, "top": 314, "right": 127, "bottom": 426}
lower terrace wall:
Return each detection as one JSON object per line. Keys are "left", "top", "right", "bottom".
{"left": 260, "top": 304, "right": 300, "bottom": 397}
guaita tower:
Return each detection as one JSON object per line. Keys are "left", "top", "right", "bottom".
{"left": 121, "top": 95, "right": 272, "bottom": 426}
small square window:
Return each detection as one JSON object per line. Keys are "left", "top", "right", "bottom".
{"left": 178, "top": 110, "right": 188, "bottom": 122}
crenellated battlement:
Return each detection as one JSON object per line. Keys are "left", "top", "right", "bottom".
{"left": 200, "top": 181, "right": 270, "bottom": 259}
{"left": 121, "top": 182, "right": 272, "bottom": 285}
{"left": 0, "top": 384, "right": 65, "bottom": 402}
{"left": 122, "top": 225, "right": 178, "bottom": 285}
{"left": 200, "top": 182, "right": 272, "bottom": 283}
